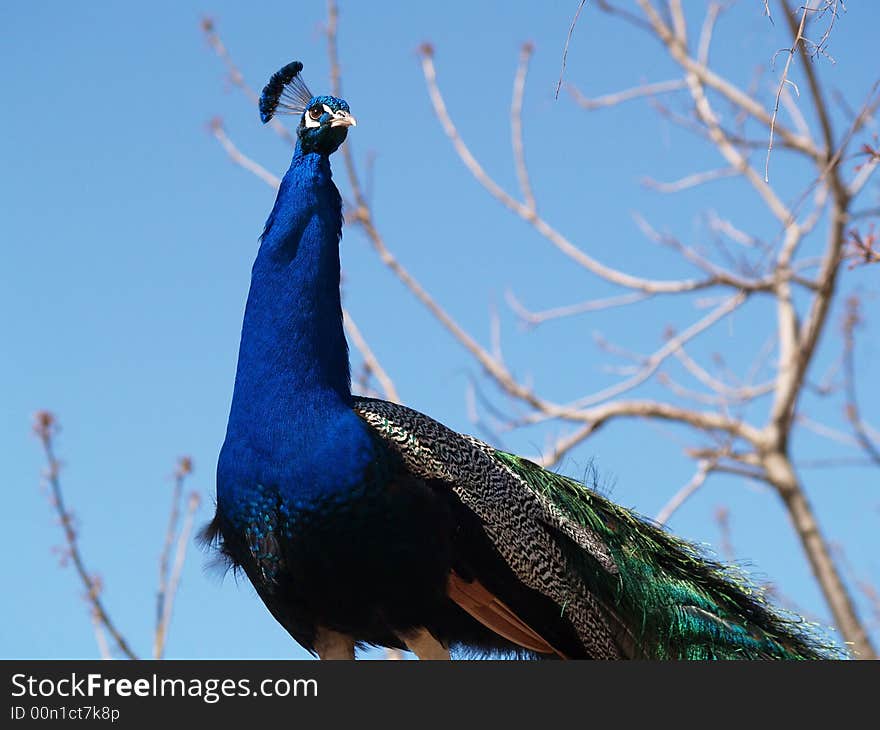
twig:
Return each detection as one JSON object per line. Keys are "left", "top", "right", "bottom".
{"left": 595, "top": 0, "right": 654, "bottom": 32}
{"left": 635, "top": 0, "right": 820, "bottom": 162}
{"left": 465, "top": 380, "right": 507, "bottom": 449}
{"left": 674, "top": 347, "right": 774, "bottom": 402}
{"left": 567, "top": 79, "right": 686, "bottom": 110}
{"left": 851, "top": 206, "right": 880, "bottom": 221}
{"left": 697, "top": 2, "right": 724, "bottom": 66}
{"left": 420, "top": 47, "right": 752, "bottom": 294}
{"left": 833, "top": 543, "right": 880, "bottom": 631}
{"left": 210, "top": 118, "right": 281, "bottom": 189}
{"left": 556, "top": 0, "right": 588, "bottom": 99}
{"left": 632, "top": 214, "right": 766, "bottom": 290}
{"left": 655, "top": 458, "right": 715, "bottom": 525}
{"left": 511, "top": 43, "right": 536, "bottom": 213}
{"left": 158, "top": 491, "right": 201, "bottom": 656}
{"left": 565, "top": 292, "right": 748, "bottom": 410}
{"left": 91, "top": 609, "right": 112, "bottom": 660}
{"left": 765, "top": 3, "right": 809, "bottom": 182}
{"left": 713, "top": 505, "right": 735, "bottom": 561}
{"left": 536, "top": 423, "right": 597, "bottom": 469}
{"left": 154, "top": 456, "right": 194, "bottom": 659}
{"left": 343, "top": 310, "right": 401, "bottom": 403}
{"left": 33, "top": 412, "right": 138, "bottom": 660}
{"left": 642, "top": 166, "right": 738, "bottom": 193}
{"left": 797, "top": 457, "right": 880, "bottom": 469}
{"left": 781, "top": 81, "right": 811, "bottom": 139}
{"left": 505, "top": 289, "right": 651, "bottom": 328}
{"left": 796, "top": 413, "right": 859, "bottom": 447}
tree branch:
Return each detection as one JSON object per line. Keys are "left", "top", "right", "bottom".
{"left": 34, "top": 412, "right": 138, "bottom": 660}
{"left": 655, "top": 458, "right": 715, "bottom": 525}
{"left": 154, "top": 456, "right": 193, "bottom": 659}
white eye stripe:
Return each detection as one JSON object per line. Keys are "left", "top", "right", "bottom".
{"left": 304, "top": 105, "right": 349, "bottom": 128}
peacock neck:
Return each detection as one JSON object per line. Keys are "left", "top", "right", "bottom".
{"left": 224, "top": 144, "right": 354, "bottom": 460}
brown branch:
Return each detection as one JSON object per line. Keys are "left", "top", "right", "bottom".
{"left": 761, "top": 450, "right": 873, "bottom": 658}
{"left": 765, "top": 3, "right": 809, "bottom": 182}
{"left": 536, "top": 423, "right": 598, "bottom": 469}
{"left": 578, "top": 400, "right": 762, "bottom": 443}
{"left": 706, "top": 209, "right": 770, "bottom": 251}
{"left": 675, "top": 42, "right": 797, "bottom": 225}
{"left": 210, "top": 118, "right": 281, "bottom": 188}
{"left": 465, "top": 380, "right": 508, "bottom": 449}
{"left": 781, "top": 2, "right": 845, "bottom": 198}
{"left": 324, "top": 4, "right": 575, "bottom": 421}
{"left": 642, "top": 166, "right": 739, "bottom": 193}
{"left": 420, "top": 47, "right": 732, "bottom": 294}
{"left": 347, "top": 203, "right": 560, "bottom": 416}
{"left": 567, "top": 78, "right": 686, "bottom": 110}
{"left": 565, "top": 292, "right": 748, "bottom": 409}
{"left": 849, "top": 154, "right": 880, "bottom": 200}
{"left": 633, "top": 213, "right": 769, "bottom": 290}
{"left": 655, "top": 458, "right": 715, "bottom": 525}
{"left": 511, "top": 42, "right": 536, "bottom": 213}
{"left": 763, "top": 98, "right": 878, "bottom": 441}
{"left": 91, "top": 612, "right": 112, "bottom": 660}
{"left": 154, "top": 457, "right": 194, "bottom": 659}
{"left": 713, "top": 505, "right": 735, "bottom": 561}
{"left": 796, "top": 414, "right": 859, "bottom": 447}
{"left": 845, "top": 225, "right": 880, "bottom": 267}
{"left": 343, "top": 310, "right": 401, "bottom": 403}
{"left": 657, "top": 372, "right": 733, "bottom": 407}
{"left": 158, "top": 490, "right": 201, "bottom": 656}
{"left": 596, "top": 0, "right": 876, "bottom": 658}
{"left": 780, "top": 82, "right": 811, "bottom": 140}
{"left": 595, "top": 0, "right": 655, "bottom": 32}
{"left": 635, "top": 0, "right": 821, "bottom": 162}
{"left": 797, "top": 456, "right": 880, "bottom": 469}
{"left": 506, "top": 289, "right": 651, "bottom": 328}
{"left": 696, "top": 1, "right": 724, "bottom": 66}
{"left": 674, "top": 347, "right": 775, "bottom": 403}
{"left": 33, "top": 411, "right": 138, "bottom": 660}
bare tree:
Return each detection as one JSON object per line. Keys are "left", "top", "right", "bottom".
{"left": 206, "top": 0, "right": 878, "bottom": 659}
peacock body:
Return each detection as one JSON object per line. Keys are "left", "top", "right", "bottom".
{"left": 206, "top": 61, "right": 834, "bottom": 660}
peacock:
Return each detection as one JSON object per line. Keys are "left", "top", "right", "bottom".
{"left": 205, "top": 60, "right": 835, "bottom": 660}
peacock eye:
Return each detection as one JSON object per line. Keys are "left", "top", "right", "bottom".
{"left": 308, "top": 106, "right": 323, "bottom": 121}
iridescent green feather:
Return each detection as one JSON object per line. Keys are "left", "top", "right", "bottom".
{"left": 493, "top": 451, "right": 843, "bottom": 660}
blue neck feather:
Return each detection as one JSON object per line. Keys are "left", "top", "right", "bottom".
{"left": 219, "top": 143, "right": 373, "bottom": 504}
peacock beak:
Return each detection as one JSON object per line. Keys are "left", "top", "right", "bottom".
{"left": 330, "top": 112, "right": 357, "bottom": 128}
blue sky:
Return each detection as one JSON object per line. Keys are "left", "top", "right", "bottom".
{"left": 2, "top": 1, "right": 877, "bottom": 660}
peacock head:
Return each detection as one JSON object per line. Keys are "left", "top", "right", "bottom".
{"left": 258, "top": 61, "right": 356, "bottom": 156}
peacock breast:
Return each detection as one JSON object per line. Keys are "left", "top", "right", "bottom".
{"left": 214, "top": 424, "right": 420, "bottom": 596}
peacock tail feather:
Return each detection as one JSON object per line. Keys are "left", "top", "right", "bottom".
{"left": 493, "top": 451, "right": 841, "bottom": 660}
{"left": 354, "top": 397, "right": 840, "bottom": 660}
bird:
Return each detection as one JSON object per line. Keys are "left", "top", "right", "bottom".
{"left": 204, "top": 60, "right": 835, "bottom": 660}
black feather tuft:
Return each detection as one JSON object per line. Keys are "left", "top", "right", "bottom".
{"left": 259, "top": 60, "right": 312, "bottom": 124}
